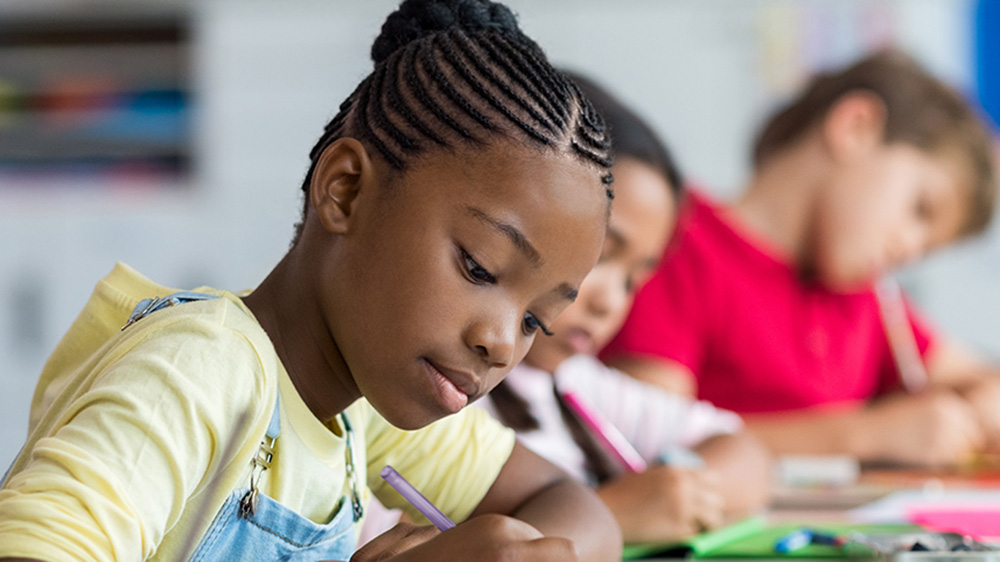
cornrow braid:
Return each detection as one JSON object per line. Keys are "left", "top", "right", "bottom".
{"left": 495, "top": 32, "right": 573, "bottom": 117}
{"left": 384, "top": 46, "right": 448, "bottom": 148}
{"left": 476, "top": 36, "right": 568, "bottom": 129}
{"left": 436, "top": 33, "right": 552, "bottom": 144}
{"left": 293, "top": 0, "right": 614, "bottom": 243}
{"left": 400, "top": 41, "right": 475, "bottom": 142}
{"left": 452, "top": 31, "right": 562, "bottom": 136}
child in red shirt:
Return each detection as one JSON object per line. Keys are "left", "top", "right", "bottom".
{"left": 602, "top": 49, "right": 1000, "bottom": 468}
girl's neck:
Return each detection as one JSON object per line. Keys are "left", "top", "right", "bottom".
{"left": 727, "top": 141, "right": 826, "bottom": 265}
{"left": 242, "top": 251, "right": 359, "bottom": 423}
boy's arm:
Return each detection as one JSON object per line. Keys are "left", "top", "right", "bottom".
{"left": 743, "top": 390, "right": 984, "bottom": 468}
{"left": 469, "top": 442, "right": 622, "bottom": 562}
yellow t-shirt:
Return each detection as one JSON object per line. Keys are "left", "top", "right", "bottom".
{"left": 0, "top": 263, "right": 515, "bottom": 561}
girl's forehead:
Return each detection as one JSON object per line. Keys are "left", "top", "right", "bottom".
{"left": 403, "top": 143, "right": 608, "bottom": 205}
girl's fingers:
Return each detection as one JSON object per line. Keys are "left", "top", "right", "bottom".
{"left": 350, "top": 523, "right": 439, "bottom": 562}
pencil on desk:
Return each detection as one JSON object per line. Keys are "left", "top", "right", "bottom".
{"left": 560, "top": 389, "right": 648, "bottom": 473}
{"left": 875, "top": 277, "right": 929, "bottom": 393}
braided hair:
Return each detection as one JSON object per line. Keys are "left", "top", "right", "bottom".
{"left": 293, "top": 0, "right": 614, "bottom": 243}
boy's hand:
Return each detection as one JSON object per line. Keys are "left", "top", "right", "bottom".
{"left": 956, "top": 377, "right": 1000, "bottom": 451}
{"left": 864, "top": 390, "right": 985, "bottom": 467}
{"left": 349, "top": 514, "right": 577, "bottom": 562}
{"left": 596, "top": 466, "right": 723, "bottom": 544}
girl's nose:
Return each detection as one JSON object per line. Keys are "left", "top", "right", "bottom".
{"left": 583, "top": 268, "right": 628, "bottom": 320}
{"left": 465, "top": 312, "right": 518, "bottom": 369}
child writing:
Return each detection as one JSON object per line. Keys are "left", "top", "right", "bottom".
{"left": 601, "top": 49, "right": 1000, "bottom": 469}
{"left": 482, "top": 72, "right": 771, "bottom": 545}
{"left": 0, "top": 1, "right": 625, "bottom": 561}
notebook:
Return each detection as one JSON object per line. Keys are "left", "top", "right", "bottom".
{"left": 622, "top": 518, "right": 922, "bottom": 560}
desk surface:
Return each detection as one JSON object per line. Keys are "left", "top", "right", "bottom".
{"left": 629, "top": 461, "right": 1000, "bottom": 561}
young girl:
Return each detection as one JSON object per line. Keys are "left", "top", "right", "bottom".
{"left": 602, "top": 49, "right": 1000, "bottom": 469}
{"left": 482, "top": 72, "right": 771, "bottom": 545}
{"left": 0, "top": 2, "right": 624, "bottom": 561}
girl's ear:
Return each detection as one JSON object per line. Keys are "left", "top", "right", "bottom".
{"left": 309, "top": 138, "right": 374, "bottom": 234}
{"left": 822, "top": 90, "right": 888, "bottom": 162}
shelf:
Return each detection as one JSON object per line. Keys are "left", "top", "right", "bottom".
{"left": 0, "top": 9, "right": 193, "bottom": 188}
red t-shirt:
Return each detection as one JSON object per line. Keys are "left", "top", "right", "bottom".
{"left": 600, "top": 191, "right": 935, "bottom": 414}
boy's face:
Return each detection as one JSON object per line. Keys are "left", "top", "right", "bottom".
{"left": 524, "top": 158, "right": 676, "bottom": 374}
{"left": 325, "top": 144, "right": 607, "bottom": 429}
{"left": 809, "top": 143, "right": 970, "bottom": 289}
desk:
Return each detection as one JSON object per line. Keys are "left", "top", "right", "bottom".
{"left": 629, "top": 461, "right": 1000, "bottom": 561}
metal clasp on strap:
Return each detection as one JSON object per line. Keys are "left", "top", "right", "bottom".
{"left": 238, "top": 396, "right": 282, "bottom": 519}
{"left": 341, "top": 413, "right": 365, "bottom": 522}
{"left": 238, "top": 433, "right": 276, "bottom": 519}
{"left": 121, "top": 292, "right": 218, "bottom": 331}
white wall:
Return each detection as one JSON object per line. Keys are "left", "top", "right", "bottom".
{"left": 1, "top": 0, "right": 994, "bottom": 468}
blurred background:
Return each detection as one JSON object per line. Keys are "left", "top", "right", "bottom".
{"left": 1, "top": 0, "right": 998, "bottom": 468}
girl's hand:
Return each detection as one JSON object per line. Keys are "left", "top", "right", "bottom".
{"left": 349, "top": 521, "right": 439, "bottom": 561}
{"left": 596, "top": 466, "right": 723, "bottom": 544}
{"left": 349, "top": 514, "right": 577, "bottom": 562}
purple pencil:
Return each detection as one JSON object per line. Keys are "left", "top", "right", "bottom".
{"left": 381, "top": 465, "right": 456, "bottom": 531}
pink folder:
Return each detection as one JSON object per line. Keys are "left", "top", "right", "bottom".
{"left": 909, "top": 506, "right": 1000, "bottom": 541}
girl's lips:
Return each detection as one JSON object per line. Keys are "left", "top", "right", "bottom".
{"left": 563, "top": 328, "right": 594, "bottom": 356}
{"left": 423, "top": 359, "right": 469, "bottom": 414}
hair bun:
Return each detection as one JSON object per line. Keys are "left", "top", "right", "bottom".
{"left": 371, "top": 0, "right": 522, "bottom": 64}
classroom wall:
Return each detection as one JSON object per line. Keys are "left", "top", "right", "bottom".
{"left": 1, "top": 0, "right": 995, "bottom": 468}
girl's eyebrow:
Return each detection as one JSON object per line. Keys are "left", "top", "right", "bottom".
{"left": 557, "top": 283, "right": 579, "bottom": 303}
{"left": 465, "top": 205, "right": 577, "bottom": 303}
{"left": 466, "top": 206, "right": 542, "bottom": 266}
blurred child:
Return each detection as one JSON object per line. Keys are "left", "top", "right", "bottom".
{"left": 0, "top": 2, "right": 625, "bottom": 561}
{"left": 602, "top": 49, "right": 1000, "bottom": 468}
{"left": 482, "top": 72, "right": 771, "bottom": 545}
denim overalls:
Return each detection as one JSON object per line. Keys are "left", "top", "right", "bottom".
{"left": 4, "top": 292, "right": 364, "bottom": 562}
{"left": 184, "top": 401, "right": 361, "bottom": 562}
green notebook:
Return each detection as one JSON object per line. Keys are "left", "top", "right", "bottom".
{"left": 622, "top": 518, "right": 923, "bottom": 560}
{"left": 622, "top": 516, "right": 767, "bottom": 560}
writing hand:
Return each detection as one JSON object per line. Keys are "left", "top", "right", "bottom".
{"left": 864, "top": 390, "right": 985, "bottom": 467}
{"left": 597, "top": 465, "right": 723, "bottom": 544}
{"left": 349, "top": 514, "right": 577, "bottom": 562}
{"left": 957, "top": 377, "right": 1000, "bottom": 452}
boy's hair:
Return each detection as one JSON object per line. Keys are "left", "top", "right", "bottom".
{"left": 565, "top": 70, "right": 685, "bottom": 200}
{"left": 753, "top": 48, "right": 998, "bottom": 236}
{"left": 294, "top": 0, "right": 614, "bottom": 242}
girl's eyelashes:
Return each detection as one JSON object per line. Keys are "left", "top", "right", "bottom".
{"left": 456, "top": 245, "right": 551, "bottom": 337}
{"left": 523, "top": 312, "right": 553, "bottom": 337}
{"left": 459, "top": 247, "right": 496, "bottom": 285}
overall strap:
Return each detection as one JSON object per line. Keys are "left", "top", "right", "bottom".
{"left": 120, "top": 290, "right": 284, "bottom": 515}
{"left": 239, "top": 394, "right": 281, "bottom": 519}
{"left": 122, "top": 292, "right": 220, "bottom": 331}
